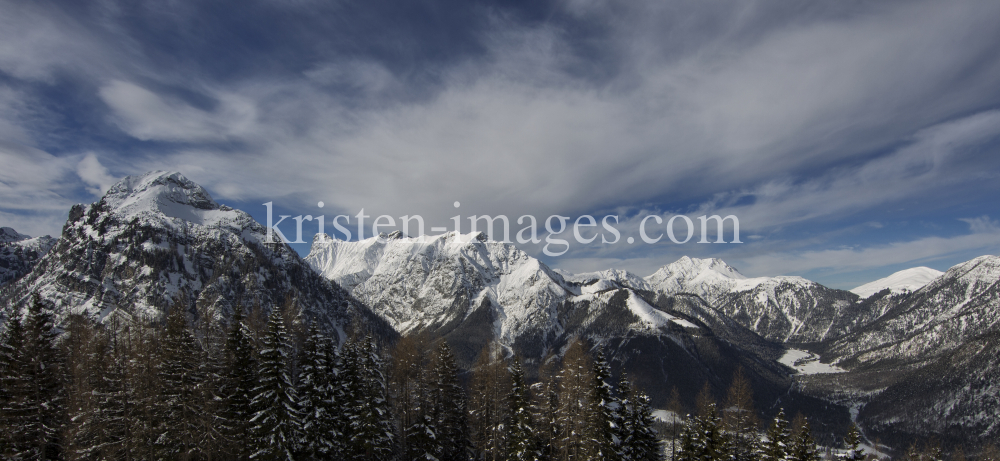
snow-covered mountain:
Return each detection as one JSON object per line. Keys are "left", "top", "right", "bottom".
{"left": 306, "top": 233, "right": 808, "bottom": 411}
{"left": 850, "top": 267, "right": 943, "bottom": 298}
{"left": 827, "top": 255, "right": 1000, "bottom": 368}
{"left": 306, "top": 230, "right": 573, "bottom": 360}
{"left": 0, "top": 227, "right": 56, "bottom": 286}
{"left": 643, "top": 257, "right": 859, "bottom": 343}
{"left": 1, "top": 171, "right": 387, "bottom": 340}
{"left": 796, "top": 255, "right": 1000, "bottom": 447}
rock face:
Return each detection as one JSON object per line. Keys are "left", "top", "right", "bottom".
{"left": 0, "top": 228, "right": 56, "bottom": 286}
{"left": 305, "top": 232, "right": 815, "bottom": 415}
{"left": 827, "top": 255, "right": 1000, "bottom": 368}
{"left": 643, "top": 257, "right": 860, "bottom": 343}
{"left": 0, "top": 171, "right": 388, "bottom": 341}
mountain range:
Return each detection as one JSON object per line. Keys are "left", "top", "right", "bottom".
{"left": 1, "top": 171, "right": 996, "bottom": 450}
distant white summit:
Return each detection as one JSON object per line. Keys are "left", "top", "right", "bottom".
{"left": 850, "top": 266, "right": 943, "bottom": 298}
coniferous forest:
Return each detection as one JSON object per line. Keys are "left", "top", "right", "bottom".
{"left": 1, "top": 294, "right": 998, "bottom": 461}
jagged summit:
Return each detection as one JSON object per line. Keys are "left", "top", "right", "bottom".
{"left": 99, "top": 171, "right": 243, "bottom": 228}
{"left": 305, "top": 230, "right": 570, "bottom": 344}
{"left": 0, "top": 228, "right": 57, "bottom": 286}
{"left": 644, "top": 256, "right": 747, "bottom": 293}
{"left": 0, "top": 227, "right": 30, "bottom": 243}
{"left": 850, "top": 266, "right": 943, "bottom": 298}
{"left": 2, "top": 171, "right": 385, "bottom": 340}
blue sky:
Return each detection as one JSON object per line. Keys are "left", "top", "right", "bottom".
{"left": 2, "top": 0, "right": 1000, "bottom": 289}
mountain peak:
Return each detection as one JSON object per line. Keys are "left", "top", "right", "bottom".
{"left": 0, "top": 227, "right": 30, "bottom": 243}
{"left": 652, "top": 256, "right": 746, "bottom": 281}
{"left": 97, "top": 171, "right": 244, "bottom": 228}
{"left": 104, "top": 171, "right": 218, "bottom": 212}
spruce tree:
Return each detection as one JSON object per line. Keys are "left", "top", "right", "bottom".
{"left": 504, "top": 358, "right": 539, "bottom": 461}
{"left": 249, "top": 308, "right": 300, "bottom": 460}
{"left": 223, "top": 306, "right": 258, "bottom": 459}
{"left": 759, "top": 409, "right": 790, "bottom": 461}
{"left": 20, "top": 294, "right": 68, "bottom": 460}
{"left": 0, "top": 305, "right": 29, "bottom": 457}
{"left": 840, "top": 424, "right": 864, "bottom": 461}
{"left": 297, "top": 322, "right": 338, "bottom": 459}
{"left": 156, "top": 303, "right": 210, "bottom": 459}
{"left": 343, "top": 334, "right": 395, "bottom": 461}
{"left": 429, "top": 341, "right": 472, "bottom": 461}
{"left": 788, "top": 414, "right": 820, "bottom": 461}
{"left": 618, "top": 376, "right": 661, "bottom": 461}
{"left": 586, "top": 351, "right": 622, "bottom": 461}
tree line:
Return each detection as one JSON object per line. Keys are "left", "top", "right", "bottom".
{"left": 1, "top": 294, "right": 998, "bottom": 460}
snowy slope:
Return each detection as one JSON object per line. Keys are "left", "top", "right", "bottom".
{"left": 307, "top": 230, "right": 572, "bottom": 347}
{"left": 644, "top": 257, "right": 859, "bottom": 343}
{"left": 849, "top": 267, "right": 943, "bottom": 298}
{"left": 0, "top": 229, "right": 56, "bottom": 286}
{"left": 1, "top": 171, "right": 386, "bottom": 340}
{"left": 828, "top": 255, "right": 1000, "bottom": 367}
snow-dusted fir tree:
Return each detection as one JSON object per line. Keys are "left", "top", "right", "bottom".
{"left": 587, "top": 351, "right": 622, "bottom": 461}
{"left": 676, "top": 403, "right": 725, "bottom": 461}
{"left": 0, "top": 303, "right": 29, "bottom": 457}
{"left": 223, "top": 306, "right": 258, "bottom": 458}
{"left": 839, "top": 424, "right": 865, "bottom": 461}
{"left": 618, "top": 376, "right": 661, "bottom": 461}
{"left": 504, "top": 357, "right": 539, "bottom": 461}
{"left": 788, "top": 414, "right": 821, "bottom": 461}
{"left": 342, "top": 334, "right": 395, "bottom": 461}
{"left": 759, "top": 409, "right": 790, "bottom": 461}
{"left": 249, "top": 308, "right": 300, "bottom": 460}
{"left": 403, "top": 367, "right": 436, "bottom": 461}
{"left": 429, "top": 341, "right": 472, "bottom": 461}
{"left": 8, "top": 294, "right": 68, "bottom": 460}
{"left": 296, "top": 322, "right": 340, "bottom": 459}
{"left": 156, "top": 302, "right": 211, "bottom": 459}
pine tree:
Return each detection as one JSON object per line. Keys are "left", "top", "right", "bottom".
{"left": 788, "top": 413, "right": 820, "bottom": 461}
{"left": 223, "top": 306, "right": 259, "bottom": 459}
{"left": 249, "top": 308, "right": 300, "bottom": 460}
{"left": 618, "top": 376, "right": 661, "bottom": 461}
{"left": 759, "top": 409, "right": 790, "bottom": 461}
{"left": 429, "top": 341, "right": 472, "bottom": 461}
{"left": 296, "top": 322, "right": 338, "bottom": 459}
{"left": 62, "top": 314, "right": 110, "bottom": 460}
{"left": 156, "top": 302, "right": 210, "bottom": 459}
{"left": 533, "top": 353, "right": 560, "bottom": 461}
{"left": 0, "top": 305, "right": 29, "bottom": 458}
{"left": 585, "top": 351, "right": 622, "bottom": 461}
{"left": 91, "top": 320, "right": 131, "bottom": 460}
{"left": 19, "top": 294, "right": 68, "bottom": 460}
{"left": 676, "top": 403, "right": 724, "bottom": 461}
{"left": 390, "top": 334, "right": 429, "bottom": 460}
{"left": 840, "top": 424, "right": 864, "bottom": 461}
{"left": 343, "top": 334, "right": 395, "bottom": 461}
{"left": 504, "top": 357, "right": 539, "bottom": 461}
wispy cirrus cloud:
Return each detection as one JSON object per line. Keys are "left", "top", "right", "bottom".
{"left": 1, "top": 0, "right": 999, "bottom": 288}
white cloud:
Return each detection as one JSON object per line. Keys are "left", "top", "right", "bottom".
{"left": 77, "top": 152, "right": 118, "bottom": 196}
{"left": 99, "top": 80, "right": 257, "bottom": 143}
